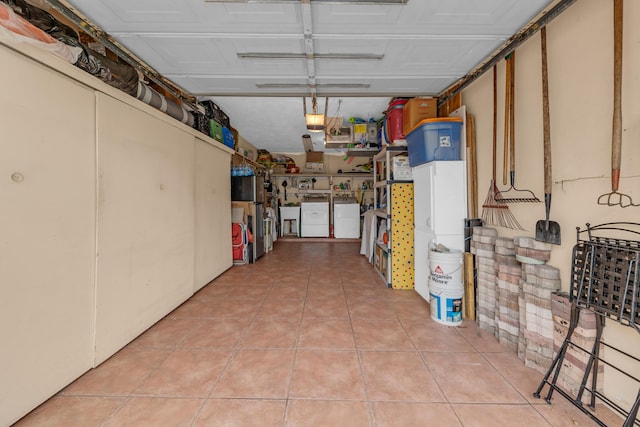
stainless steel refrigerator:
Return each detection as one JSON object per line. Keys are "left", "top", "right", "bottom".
{"left": 231, "top": 175, "right": 265, "bottom": 262}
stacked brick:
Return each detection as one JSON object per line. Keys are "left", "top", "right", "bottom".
{"left": 519, "top": 245, "right": 560, "bottom": 375}
{"left": 495, "top": 237, "right": 521, "bottom": 352}
{"left": 471, "top": 233, "right": 564, "bottom": 376}
{"left": 471, "top": 226, "right": 498, "bottom": 336}
{"left": 515, "top": 236, "right": 552, "bottom": 264}
{"left": 511, "top": 237, "right": 555, "bottom": 364}
{"left": 551, "top": 292, "right": 603, "bottom": 402}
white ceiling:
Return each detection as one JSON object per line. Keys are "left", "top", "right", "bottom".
{"left": 63, "top": 0, "right": 555, "bottom": 153}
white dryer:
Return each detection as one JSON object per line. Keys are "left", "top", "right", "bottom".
{"left": 301, "top": 196, "right": 330, "bottom": 237}
{"left": 333, "top": 197, "right": 360, "bottom": 238}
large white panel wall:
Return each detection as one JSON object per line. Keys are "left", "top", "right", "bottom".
{"left": 95, "top": 93, "right": 196, "bottom": 364}
{"left": 0, "top": 39, "right": 234, "bottom": 424}
{"left": 0, "top": 47, "right": 96, "bottom": 424}
{"left": 194, "top": 138, "right": 232, "bottom": 291}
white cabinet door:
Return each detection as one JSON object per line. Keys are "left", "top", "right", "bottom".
{"left": 0, "top": 46, "right": 96, "bottom": 426}
{"left": 412, "top": 163, "right": 433, "bottom": 230}
{"left": 95, "top": 93, "right": 195, "bottom": 364}
{"left": 413, "top": 160, "right": 466, "bottom": 304}
{"left": 432, "top": 161, "right": 466, "bottom": 235}
{"left": 413, "top": 161, "right": 466, "bottom": 236}
{"left": 194, "top": 138, "right": 232, "bottom": 291}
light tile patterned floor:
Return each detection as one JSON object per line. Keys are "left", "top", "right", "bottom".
{"left": 15, "top": 242, "right": 623, "bottom": 426}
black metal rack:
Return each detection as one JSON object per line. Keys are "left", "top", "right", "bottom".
{"left": 534, "top": 222, "right": 640, "bottom": 427}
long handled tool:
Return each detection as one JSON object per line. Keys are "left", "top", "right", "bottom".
{"left": 496, "top": 52, "right": 541, "bottom": 204}
{"left": 466, "top": 113, "right": 478, "bottom": 218}
{"left": 535, "top": 27, "right": 561, "bottom": 245}
{"left": 482, "top": 65, "right": 523, "bottom": 230}
{"left": 597, "top": 0, "right": 638, "bottom": 208}
{"left": 502, "top": 54, "right": 511, "bottom": 187}
{"left": 464, "top": 112, "right": 478, "bottom": 321}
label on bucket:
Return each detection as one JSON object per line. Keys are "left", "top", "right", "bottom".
{"left": 428, "top": 250, "right": 463, "bottom": 290}
{"left": 430, "top": 292, "right": 462, "bottom": 324}
{"left": 430, "top": 265, "right": 454, "bottom": 286}
{"left": 447, "top": 298, "right": 463, "bottom": 321}
{"left": 439, "top": 135, "right": 451, "bottom": 147}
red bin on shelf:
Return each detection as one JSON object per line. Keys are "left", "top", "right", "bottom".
{"left": 384, "top": 99, "right": 408, "bottom": 144}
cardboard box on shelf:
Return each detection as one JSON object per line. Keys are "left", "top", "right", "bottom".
{"left": 392, "top": 155, "right": 413, "bottom": 180}
{"left": 403, "top": 97, "right": 438, "bottom": 136}
{"left": 305, "top": 162, "right": 324, "bottom": 173}
{"left": 305, "top": 151, "right": 324, "bottom": 172}
{"left": 306, "top": 151, "right": 324, "bottom": 163}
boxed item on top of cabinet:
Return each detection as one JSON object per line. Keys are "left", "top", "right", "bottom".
{"left": 210, "top": 120, "right": 223, "bottom": 142}
{"left": 201, "top": 100, "right": 231, "bottom": 128}
{"left": 305, "top": 151, "right": 325, "bottom": 172}
{"left": 392, "top": 155, "right": 413, "bottom": 180}
{"left": 222, "top": 126, "right": 235, "bottom": 149}
{"left": 405, "top": 117, "right": 463, "bottom": 167}
{"left": 305, "top": 162, "right": 324, "bottom": 173}
{"left": 402, "top": 97, "right": 438, "bottom": 136}
{"left": 306, "top": 151, "right": 324, "bottom": 162}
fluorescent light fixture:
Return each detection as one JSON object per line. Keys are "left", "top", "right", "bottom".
{"left": 238, "top": 53, "right": 384, "bottom": 60}
{"left": 206, "top": 1, "right": 407, "bottom": 4}
{"left": 256, "top": 83, "right": 370, "bottom": 89}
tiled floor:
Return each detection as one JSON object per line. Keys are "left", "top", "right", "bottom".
{"left": 15, "top": 242, "right": 623, "bottom": 426}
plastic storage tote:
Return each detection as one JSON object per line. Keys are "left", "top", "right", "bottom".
{"left": 405, "top": 117, "right": 463, "bottom": 167}
{"left": 384, "top": 98, "right": 408, "bottom": 143}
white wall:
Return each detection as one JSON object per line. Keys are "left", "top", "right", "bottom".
{"left": 461, "top": 0, "right": 639, "bottom": 412}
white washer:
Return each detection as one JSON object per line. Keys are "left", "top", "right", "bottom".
{"left": 333, "top": 197, "right": 360, "bottom": 238}
{"left": 301, "top": 196, "right": 329, "bottom": 237}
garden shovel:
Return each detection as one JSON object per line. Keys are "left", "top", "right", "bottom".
{"left": 535, "top": 26, "right": 561, "bottom": 245}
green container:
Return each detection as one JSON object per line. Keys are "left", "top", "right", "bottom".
{"left": 209, "top": 120, "right": 223, "bottom": 142}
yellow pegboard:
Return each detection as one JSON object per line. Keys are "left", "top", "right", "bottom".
{"left": 390, "top": 183, "right": 414, "bottom": 289}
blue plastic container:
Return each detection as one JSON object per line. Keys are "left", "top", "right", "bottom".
{"left": 405, "top": 118, "right": 463, "bottom": 167}
{"left": 222, "top": 126, "right": 235, "bottom": 149}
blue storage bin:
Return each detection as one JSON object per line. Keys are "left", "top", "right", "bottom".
{"left": 405, "top": 118, "right": 463, "bottom": 166}
{"left": 222, "top": 126, "right": 235, "bottom": 149}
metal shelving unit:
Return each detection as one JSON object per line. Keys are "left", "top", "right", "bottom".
{"left": 372, "top": 146, "right": 414, "bottom": 289}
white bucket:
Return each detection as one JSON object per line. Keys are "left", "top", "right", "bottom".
{"left": 430, "top": 285, "right": 463, "bottom": 326}
{"left": 429, "top": 250, "right": 464, "bottom": 326}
